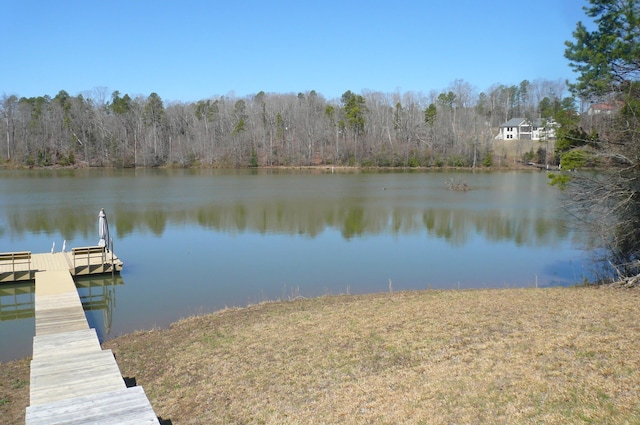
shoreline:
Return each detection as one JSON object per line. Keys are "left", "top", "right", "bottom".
{"left": 2, "top": 285, "right": 639, "bottom": 424}
{"left": 0, "top": 160, "right": 547, "bottom": 172}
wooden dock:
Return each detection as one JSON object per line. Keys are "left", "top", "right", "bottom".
{"left": 0, "top": 249, "right": 160, "bottom": 424}
{"left": 0, "top": 248, "right": 123, "bottom": 284}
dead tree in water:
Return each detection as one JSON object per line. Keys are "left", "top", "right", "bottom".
{"left": 445, "top": 178, "right": 469, "bottom": 192}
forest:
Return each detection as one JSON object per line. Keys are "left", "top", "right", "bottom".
{"left": 0, "top": 78, "right": 582, "bottom": 169}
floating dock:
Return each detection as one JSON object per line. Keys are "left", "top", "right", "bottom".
{"left": 0, "top": 248, "right": 159, "bottom": 424}
{"left": 0, "top": 247, "right": 123, "bottom": 284}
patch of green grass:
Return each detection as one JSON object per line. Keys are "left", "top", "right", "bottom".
{"left": 576, "top": 350, "right": 597, "bottom": 359}
{"left": 199, "top": 330, "right": 234, "bottom": 348}
{"left": 11, "top": 379, "right": 28, "bottom": 390}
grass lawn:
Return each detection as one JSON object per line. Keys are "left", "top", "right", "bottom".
{"left": 2, "top": 286, "right": 640, "bottom": 424}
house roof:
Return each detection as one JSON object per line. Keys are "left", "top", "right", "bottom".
{"left": 499, "top": 118, "right": 526, "bottom": 127}
{"left": 589, "top": 103, "right": 617, "bottom": 111}
{"left": 499, "top": 118, "right": 551, "bottom": 128}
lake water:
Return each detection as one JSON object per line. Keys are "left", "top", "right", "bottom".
{"left": 0, "top": 168, "right": 590, "bottom": 361}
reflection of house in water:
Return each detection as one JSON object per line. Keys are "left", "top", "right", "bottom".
{"left": 0, "top": 275, "right": 123, "bottom": 334}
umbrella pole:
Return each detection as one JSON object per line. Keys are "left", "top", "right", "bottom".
{"left": 111, "top": 238, "right": 114, "bottom": 277}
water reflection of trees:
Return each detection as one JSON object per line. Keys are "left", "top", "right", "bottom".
{"left": 5, "top": 200, "right": 571, "bottom": 247}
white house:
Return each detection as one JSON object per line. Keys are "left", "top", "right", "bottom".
{"left": 494, "top": 118, "right": 556, "bottom": 141}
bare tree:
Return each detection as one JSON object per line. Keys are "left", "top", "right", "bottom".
{"left": 1, "top": 94, "right": 18, "bottom": 160}
{"left": 3, "top": 78, "right": 573, "bottom": 169}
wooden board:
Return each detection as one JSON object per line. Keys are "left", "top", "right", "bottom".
{"left": 35, "top": 269, "right": 78, "bottom": 296}
{"left": 30, "top": 350, "right": 126, "bottom": 405}
{"left": 26, "top": 386, "right": 159, "bottom": 425}
{"left": 32, "top": 328, "right": 102, "bottom": 359}
{"left": 32, "top": 253, "right": 73, "bottom": 274}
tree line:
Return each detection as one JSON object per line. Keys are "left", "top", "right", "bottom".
{"left": 556, "top": 0, "right": 640, "bottom": 282}
{"left": 1, "top": 79, "right": 577, "bottom": 169}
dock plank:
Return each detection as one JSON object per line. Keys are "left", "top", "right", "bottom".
{"left": 34, "top": 269, "right": 77, "bottom": 296}
{"left": 30, "top": 350, "right": 126, "bottom": 405}
{"left": 35, "top": 306, "right": 89, "bottom": 335}
{"left": 31, "top": 253, "right": 71, "bottom": 274}
{"left": 32, "top": 328, "right": 102, "bottom": 359}
{"left": 36, "top": 294, "right": 84, "bottom": 308}
{"left": 26, "top": 386, "right": 159, "bottom": 425}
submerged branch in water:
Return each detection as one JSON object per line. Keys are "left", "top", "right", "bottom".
{"left": 445, "top": 178, "right": 470, "bottom": 191}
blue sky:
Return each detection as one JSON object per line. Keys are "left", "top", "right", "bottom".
{"left": 3, "top": 0, "right": 589, "bottom": 102}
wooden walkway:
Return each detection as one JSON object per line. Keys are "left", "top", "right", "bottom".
{"left": 10, "top": 252, "right": 160, "bottom": 424}
{"left": 1, "top": 276, "right": 123, "bottom": 322}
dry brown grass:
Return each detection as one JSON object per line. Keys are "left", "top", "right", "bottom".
{"left": 2, "top": 286, "right": 640, "bottom": 424}
{"left": 0, "top": 357, "right": 29, "bottom": 425}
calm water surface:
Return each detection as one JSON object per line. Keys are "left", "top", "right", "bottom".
{"left": 0, "top": 169, "right": 589, "bottom": 361}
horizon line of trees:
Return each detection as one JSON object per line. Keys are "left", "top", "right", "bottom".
{"left": 1, "top": 78, "right": 588, "bottom": 169}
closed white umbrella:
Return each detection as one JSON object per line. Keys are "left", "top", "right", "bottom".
{"left": 98, "top": 208, "right": 110, "bottom": 250}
